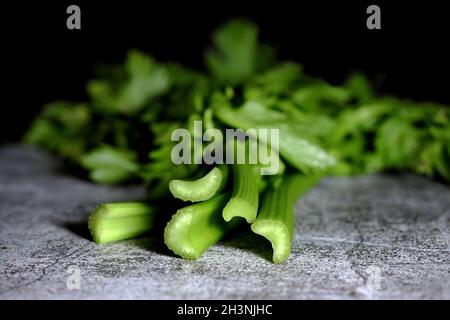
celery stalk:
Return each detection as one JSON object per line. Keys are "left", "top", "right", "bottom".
{"left": 222, "top": 163, "right": 260, "bottom": 223}
{"left": 251, "top": 174, "right": 322, "bottom": 263}
{"left": 164, "top": 193, "right": 238, "bottom": 259}
{"left": 88, "top": 202, "right": 156, "bottom": 244}
{"left": 169, "top": 165, "right": 228, "bottom": 202}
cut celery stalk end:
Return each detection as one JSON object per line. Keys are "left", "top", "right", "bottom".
{"left": 222, "top": 197, "right": 257, "bottom": 223}
{"left": 251, "top": 174, "right": 323, "bottom": 263}
{"left": 88, "top": 202, "right": 156, "bottom": 244}
{"left": 251, "top": 220, "right": 291, "bottom": 264}
{"left": 222, "top": 163, "right": 260, "bottom": 223}
{"left": 169, "top": 165, "right": 228, "bottom": 202}
{"left": 164, "top": 193, "right": 236, "bottom": 260}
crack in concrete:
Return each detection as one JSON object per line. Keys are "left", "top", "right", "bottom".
{"left": 346, "top": 216, "right": 368, "bottom": 286}
{"left": 0, "top": 242, "right": 90, "bottom": 295}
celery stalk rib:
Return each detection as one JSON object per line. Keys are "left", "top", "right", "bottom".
{"left": 251, "top": 174, "right": 322, "bottom": 263}
{"left": 222, "top": 163, "right": 260, "bottom": 223}
{"left": 164, "top": 193, "right": 238, "bottom": 260}
{"left": 88, "top": 202, "right": 156, "bottom": 244}
{"left": 169, "top": 165, "right": 228, "bottom": 202}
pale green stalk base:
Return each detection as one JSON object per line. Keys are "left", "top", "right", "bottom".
{"left": 169, "top": 165, "right": 228, "bottom": 202}
{"left": 222, "top": 198, "right": 258, "bottom": 224}
{"left": 88, "top": 202, "right": 155, "bottom": 244}
{"left": 222, "top": 163, "right": 259, "bottom": 223}
{"left": 251, "top": 174, "right": 322, "bottom": 263}
{"left": 251, "top": 220, "right": 291, "bottom": 264}
{"left": 164, "top": 193, "right": 236, "bottom": 260}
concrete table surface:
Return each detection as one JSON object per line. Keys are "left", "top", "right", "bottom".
{"left": 0, "top": 145, "right": 449, "bottom": 299}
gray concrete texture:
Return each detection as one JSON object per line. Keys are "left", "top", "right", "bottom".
{"left": 0, "top": 145, "right": 449, "bottom": 299}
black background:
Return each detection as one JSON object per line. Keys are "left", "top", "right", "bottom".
{"left": 2, "top": 0, "right": 449, "bottom": 144}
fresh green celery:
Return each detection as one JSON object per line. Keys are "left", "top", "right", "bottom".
{"left": 169, "top": 165, "right": 228, "bottom": 202}
{"left": 88, "top": 202, "right": 156, "bottom": 244}
{"left": 213, "top": 101, "right": 336, "bottom": 174}
{"left": 251, "top": 174, "right": 322, "bottom": 263}
{"left": 164, "top": 193, "right": 237, "bottom": 259}
{"left": 222, "top": 163, "right": 260, "bottom": 223}
{"left": 25, "top": 20, "right": 450, "bottom": 265}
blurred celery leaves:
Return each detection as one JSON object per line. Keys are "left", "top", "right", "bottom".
{"left": 25, "top": 20, "right": 450, "bottom": 189}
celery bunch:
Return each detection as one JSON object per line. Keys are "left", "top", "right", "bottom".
{"left": 25, "top": 20, "right": 449, "bottom": 263}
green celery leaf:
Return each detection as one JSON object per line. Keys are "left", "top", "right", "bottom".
{"left": 205, "top": 20, "right": 274, "bottom": 84}
{"left": 80, "top": 146, "right": 139, "bottom": 184}
{"left": 88, "top": 50, "right": 170, "bottom": 115}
